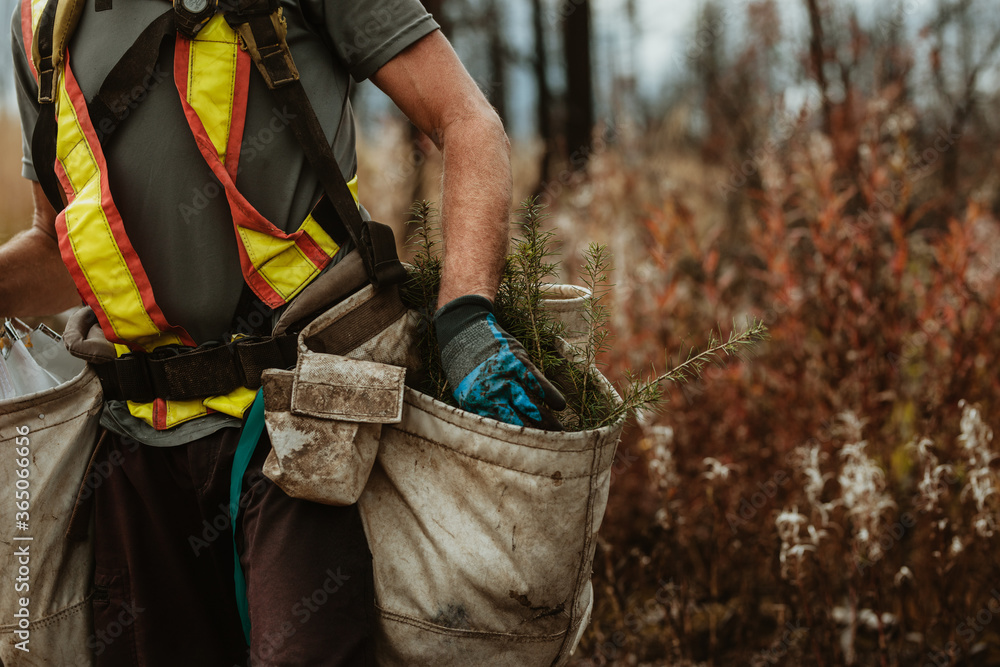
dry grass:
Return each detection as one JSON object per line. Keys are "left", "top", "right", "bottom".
{"left": 546, "top": 93, "right": 1000, "bottom": 667}
{"left": 4, "top": 13, "right": 1000, "bottom": 660}
{"left": 0, "top": 113, "right": 33, "bottom": 244}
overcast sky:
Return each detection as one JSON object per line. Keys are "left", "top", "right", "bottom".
{"left": 0, "top": 0, "right": 946, "bottom": 137}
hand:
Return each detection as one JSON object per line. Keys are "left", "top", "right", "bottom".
{"left": 434, "top": 295, "right": 567, "bottom": 430}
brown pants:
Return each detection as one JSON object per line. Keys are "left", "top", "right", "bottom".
{"left": 89, "top": 426, "right": 375, "bottom": 666}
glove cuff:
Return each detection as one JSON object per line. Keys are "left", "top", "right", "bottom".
{"left": 433, "top": 295, "right": 494, "bottom": 349}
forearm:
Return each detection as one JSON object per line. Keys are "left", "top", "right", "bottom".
{"left": 0, "top": 226, "right": 80, "bottom": 317}
{"left": 368, "top": 30, "right": 512, "bottom": 307}
{"left": 436, "top": 112, "right": 512, "bottom": 307}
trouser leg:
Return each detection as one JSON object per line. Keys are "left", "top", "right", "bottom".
{"left": 237, "top": 429, "right": 376, "bottom": 667}
{"left": 91, "top": 430, "right": 249, "bottom": 667}
{"left": 91, "top": 425, "right": 375, "bottom": 666}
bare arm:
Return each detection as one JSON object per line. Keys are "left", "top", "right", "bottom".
{"left": 370, "top": 30, "right": 512, "bottom": 308}
{"left": 0, "top": 182, "right": 80, "bottom": 317}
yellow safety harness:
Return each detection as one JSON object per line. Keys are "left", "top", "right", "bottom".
{"left": 21, "top": 0, "right": 396, "bottom": 430}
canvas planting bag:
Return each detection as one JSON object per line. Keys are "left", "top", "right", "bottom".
{"left": 362, "top": 381, "right": 622, "bottom": 666}
{"left": 262, "top": 283, "right": 623, "bottom": 666}
{"left": 0, "top": 365, "right": 101, "bottom": 666}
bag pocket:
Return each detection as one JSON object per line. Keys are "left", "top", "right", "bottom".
{"left": 261, "top": 350, "right": 405, "bottom": 506}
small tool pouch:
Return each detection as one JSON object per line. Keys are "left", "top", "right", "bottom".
{"left": 260, "top": 282, "right": 417, "bottom": 506}
{"left": 261, "top": 352, "right": 404, "bottom": 505}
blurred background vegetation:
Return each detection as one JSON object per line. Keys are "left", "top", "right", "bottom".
{"left": 4, "top": 0, "right": 1000, "bottom": 664}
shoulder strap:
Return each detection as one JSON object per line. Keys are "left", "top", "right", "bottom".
{"left": 224, "top": 0, "right": 407, "bottom": 289}
{"left": 29, "top": 0, "right": 63, "bottom": 211}
{"left": 31, "top": 0, "right": 86, "bottom": 103}
{"left": 29, "top": 1, "right": 175, "bottom": 212}
{"left": 87, "top": 10, "right": 176, "bottom": 143}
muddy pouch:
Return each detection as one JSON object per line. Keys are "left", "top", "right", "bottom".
{"left": 261, "top": 350, "right": 405, "bottom": 506}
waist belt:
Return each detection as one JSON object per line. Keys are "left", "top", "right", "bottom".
{"left": 94, "top": 335, "right": 298, "bottom": 403}
{"left": 91, "top": 269, "right": 401, "bottom": 404}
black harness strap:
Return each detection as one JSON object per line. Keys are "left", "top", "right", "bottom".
{"left": 278, "top": 79, "right": 406, "bottom": 288}
{"left": 34, "top": 0, "right": 405, "bottom": 404}
{"left": 30, "top": 0, "right": 64, "bottom": 212}
{"left": 87, "top": 10, "right": 175, "bottom": 144}
{"left": 29, "top": 9, "right": 175, "bottom": 212}
{"left": 96, "top": 334, "right": 299, "bottom": 403}
{"left": 32, "top": 0, "right": 391, "bottom": 283}
{"left": 96, "top": 277, "right": 404, "bottom": 403}
{"left": 31, "top": 106, "right": 63, "bottom": 213}
{"left": 225, "top": 2, "right": 406, "bottom": 289}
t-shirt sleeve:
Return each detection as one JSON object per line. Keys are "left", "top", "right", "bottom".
{"left": 310, "top": 0, "right": 439, "bottom": 82}
{"left": 10, "top": 5, "right": 40, "bottom": 182}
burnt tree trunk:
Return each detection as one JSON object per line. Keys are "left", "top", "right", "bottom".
{"left": 532, "top": 0, "right": 554, "bottom": 186}
{"left": 562, "top": 0, "right": 595, "bottom": 172}
{"left": 805, "top": 0, "right": 832, "bottom": 136}
{"left": 486, "top": 0, "right": 508, "bottom": 126}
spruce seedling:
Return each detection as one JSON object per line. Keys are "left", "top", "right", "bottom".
{"left": 401, "top": 198, "right": 769, "bottom": 432}
{"left": 401, "top": 200, "right": 449, "bottom": 402}
{"left": 494, "top": 198, "right": 564, "bottom": 378}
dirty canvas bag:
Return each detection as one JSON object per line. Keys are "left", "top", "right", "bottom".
{"left": 0, "top": 363, "right": 102, "bottom": 666}
{"left": 261, "top": 280, "right": 415, "bottom": 505}
{"left": 361, "top": 371, "right": 622, "bottom": 667}
{"left": 262, "top": 279, "right": 623, "bottom": 666}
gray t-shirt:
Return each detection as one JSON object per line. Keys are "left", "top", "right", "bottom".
{"left": 10, "top": 0, "right": 437, "bottom": 445}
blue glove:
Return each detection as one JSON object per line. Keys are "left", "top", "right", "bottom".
{"left": 434, "top": 295, "right": 567, "bottom": 430}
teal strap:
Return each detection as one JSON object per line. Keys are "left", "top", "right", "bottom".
{"left": 231, "top": 389, "right": 266, "bottom": 645}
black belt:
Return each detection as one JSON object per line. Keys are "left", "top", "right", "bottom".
{"left": 94, "top": 334, "right": 298, "bottom": 403}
